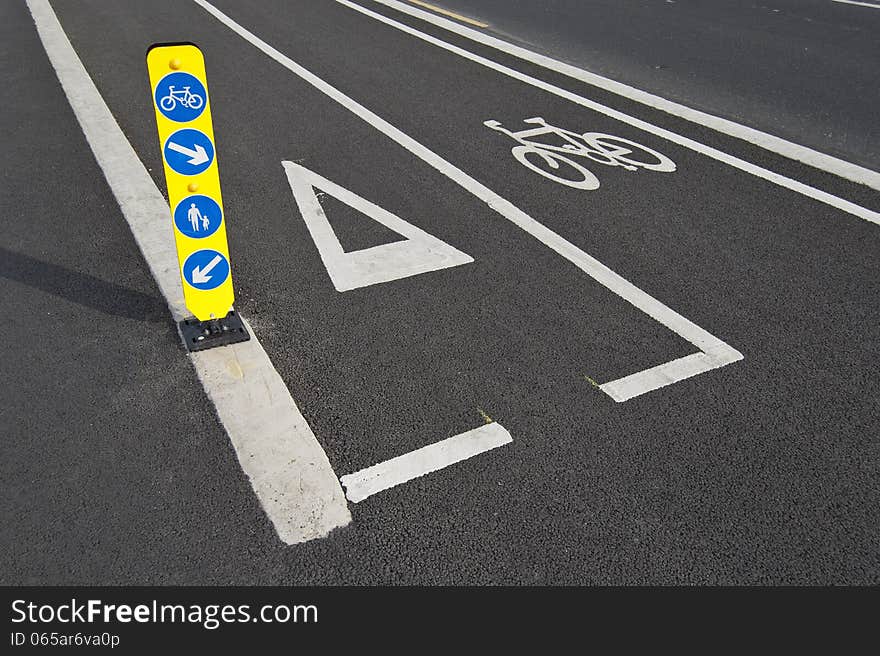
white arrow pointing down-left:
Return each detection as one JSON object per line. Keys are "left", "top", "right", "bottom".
{"left": 167, "top": 141, "right": 210, "bottom": 165}
{"left": 191, "top": 254, "right": 223, "bottom": 284}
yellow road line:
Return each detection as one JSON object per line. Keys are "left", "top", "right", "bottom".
{"left": 406, "top": 0, "right": 489, "bottom": 28}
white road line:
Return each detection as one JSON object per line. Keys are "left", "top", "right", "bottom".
{"left": 368, "top": 0, "right": 880, "bottom": 196}
{"left": 831, "top": 0, "right": 880, "bottom": 8}
{"left": 600, "top": 349, "right": 731, "bottom": 402}
{"left": 340, "top": 422, "right": 512, "bottom": 502}
{"left": 27, "top": 0, "right": 350, "bottom": 544}
{"left": 283, "top": 161, "right": 473, "bottom": 291}
{"left": 194, "top": 0, "right": 743, "bottom": 401}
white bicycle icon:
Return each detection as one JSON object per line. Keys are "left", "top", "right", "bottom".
{"left": 160, "top": 85, "right": 204, "bottom": 112}
{"left": 484, "top": 116, "right": 676, "bottom": 190}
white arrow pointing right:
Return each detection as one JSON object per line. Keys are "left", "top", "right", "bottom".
{"left": 191, "top": 254, "right": 223, "bottom": 284}
{"left": 167, "top": 140, "right": 210, "bottom": 166}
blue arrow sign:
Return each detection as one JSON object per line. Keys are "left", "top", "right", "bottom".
{"left": 163, "top": 128, "right": 215, "bottom": 176}
{"left": 182, "top": 249, "right": 230, "bottom": 290}
{"left": 173, "top": 195, "right": 222, "bottom": 238}
{"left": 154, "top": 72, "right": 207, "bottom": 122}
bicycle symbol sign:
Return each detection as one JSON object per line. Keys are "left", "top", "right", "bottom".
{"left": 154, "top": 71, "right": 207, "bottom": 122}
{"left": 484, "top": 116, "right": 676, "bottom": 190}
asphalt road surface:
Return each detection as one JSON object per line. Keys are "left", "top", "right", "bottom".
{"left": 3, "top": 0, "right": 878, "bottom": 584}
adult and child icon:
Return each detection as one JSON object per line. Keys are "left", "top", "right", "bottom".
{"left": 187, "top": 202, "right": 211, "bottom": 232}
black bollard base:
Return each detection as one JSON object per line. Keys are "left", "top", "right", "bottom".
{"left": 178, "top": 310, "right": 250, "bottom": 352}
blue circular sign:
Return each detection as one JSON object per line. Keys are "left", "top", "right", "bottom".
{"left": 163, "top": 128, "right": 214, "bottom": 176}
{"left": 154, "top": 72, "right": 207, "bottom": 122}
{"left": 182, "top": 249, "right": 230, "bottom": 290}
{"left": 173, "top": 195, "right": 222, "bottom": 238}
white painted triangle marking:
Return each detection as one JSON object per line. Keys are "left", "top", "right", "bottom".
{"left": 282, "top": 161, "right": 473, "bottom": 291}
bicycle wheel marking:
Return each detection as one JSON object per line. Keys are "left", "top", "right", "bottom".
{"left": 485, "top": 116, "right": 676, "bottom": 189}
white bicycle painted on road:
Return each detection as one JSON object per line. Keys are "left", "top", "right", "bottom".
{"left": 484, "top": 116, "right": 676, "bottom": 190}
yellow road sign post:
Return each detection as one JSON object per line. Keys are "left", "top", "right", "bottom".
{"left": 147, "top": 43, "right": 249, "bottom": 351}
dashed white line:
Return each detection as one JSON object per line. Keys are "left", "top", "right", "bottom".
{"left": 195, "top": 0, "right": 743, "bottom": 401}
{"left": 340, "top": 422, "right": 512, "bottom": 502}
{"left": 368, "top": 0, "right": 880, "bottom": 196}
{"left": 27, "top": 0, "right": 351, "bottom": 544}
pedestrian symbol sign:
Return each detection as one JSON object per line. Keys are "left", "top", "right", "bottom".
{"left": 173, "top": 195, "right": 222, "bottom": 238}
{"left": 147, "top": 43, "right": 235, "bottom": 321}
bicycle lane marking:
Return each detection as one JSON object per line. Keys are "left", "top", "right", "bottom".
{"left": 482, "top": 117, "right": 677, "bottom": 190}
{"left": 194, "top": 0, "right": 743, "bottom": 402}
{"left": 336, "top": 0, "right": 879, "bottom": 225}
{"left": 27, "top": 0, "right": 351, "bottom": 544}
{"left": 373, "top": 0, "right": 880, "bottom": 194}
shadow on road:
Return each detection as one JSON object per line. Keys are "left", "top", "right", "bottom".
{"left": 0, "top": 246, "right": 167, "bottom": 322}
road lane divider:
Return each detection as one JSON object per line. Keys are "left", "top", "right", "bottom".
{"left": 340, "top": 422, "right": 512, "bottom": 502}
{"left": 146, "top": 43, "right": 250, "bottom": 350}
{"left": 27, "top": 0, "right": 351, "bottom": 544}
{"left": 195, "top": 0, "right": 744, "bottom": 401}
